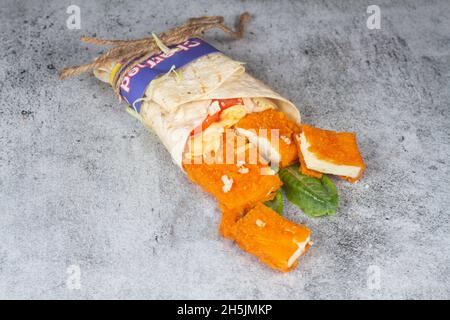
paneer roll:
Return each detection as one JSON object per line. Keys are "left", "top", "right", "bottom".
{"left": 60, "top": 13, "right": 365, "bottom": 273}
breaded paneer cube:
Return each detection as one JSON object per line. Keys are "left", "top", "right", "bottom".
{"left": 299, "top": 125, "right": 365, "bottom": 182}
{"left": 183, "top": 132, "right": 282, "bottom": 212}
{"left": 184, "top": 162, "right": 281, "bottom": 212}
{"left": 232, "top": 203, "right": 312, "bottom": 272}
{"left": 235, "top": 109, "right": 301, "bottom": 168}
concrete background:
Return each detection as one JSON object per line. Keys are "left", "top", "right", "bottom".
{"left": 0, "top": 0, "right": 449, "bottom": 299}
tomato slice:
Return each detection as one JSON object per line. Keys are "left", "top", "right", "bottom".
{"left": 200, "top": 112, "right": 220, "bottom": 132}
{"left": 190, "top": 98, "right": 244, "bottom": 136}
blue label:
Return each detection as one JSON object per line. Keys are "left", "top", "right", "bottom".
{"left": 119, "top": 38, "right": 220, "bottom": 112}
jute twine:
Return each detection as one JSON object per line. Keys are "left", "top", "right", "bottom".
{"left": 59, "top": 13, "right": 250, "bottom": 99}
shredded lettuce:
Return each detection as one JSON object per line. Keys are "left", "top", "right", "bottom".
{"left": 151, "top": 32, "right": 171, "bottom": 54}
{"left": 169, "top": 65, "right": 184, "bottom": 82}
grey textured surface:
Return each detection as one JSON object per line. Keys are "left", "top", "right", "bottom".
{"left": 0, "top": 0, "right": 449, "bottom": 300}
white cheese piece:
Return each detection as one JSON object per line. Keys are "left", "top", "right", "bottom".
{"left": 236, "top": 160, "right": 249, "bottom": 174}
{"left": 287, "top": 237, "right": 311, "bottom": 268}
{"left": 299, "top": 132, "right": 362, "bottom": 178}
{"left": 236, "top": 160, "right": 246, "bottom": 167}
{"left": 255, "top": 219, "right": 266, "bottom": 227}
{"left": 238, "top": 166, "right": 249, "bottom": 174}
{"left": 280, "top": 135, "right": 291, "bottom": 145}
{"left": 221, "top": 175, "right": 234, "bottom": 193}
{"left": 235, "top": 128, "right": 281, "bottom": 166}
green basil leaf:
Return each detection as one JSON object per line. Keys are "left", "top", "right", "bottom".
{"left": 264, "top": 189, "right": 283, "bottom": 215}
{"left": 279, "top": 165, "right": 338, "bottom": 217}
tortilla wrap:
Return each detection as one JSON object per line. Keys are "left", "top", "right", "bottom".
{"left": 94, "top": 52, "right": 301, "bottom": 168}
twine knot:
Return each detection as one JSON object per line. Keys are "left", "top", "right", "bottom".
{"left": 59, "top": 12, "right": 251, "bottom": 99}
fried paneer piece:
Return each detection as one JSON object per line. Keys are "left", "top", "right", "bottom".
{"left": 183, "top": 132, "right": 282, "bottom": 213}
{"left": 235, "top": 109, "right": 301, "bottom": 168}
{"left": 232, "top": 203, "right": 312, "bottom": 272}
{"left": 299, "top": 124, "right": 365, "bottom": 182}
{"left": 184, "top": 162, "right": 281, "bottom": 213}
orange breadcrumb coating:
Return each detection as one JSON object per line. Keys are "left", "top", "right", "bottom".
{"left": 183, "top": 133, "right": 282, "bottom": 213}
{"left": 232, "top": 203, "right": 312, "bottom": 272}
{"left": 294, "top": 134, "right": 323, "bottom": 179}
{"left": 184, "top": 162, "right": 281, "bottom": 212}
{"left": 302, "top": 124, "right": 365, "bottom": 181}
{"left": 236, "top": 109, "right": 301, "bottom": 168}
{"left": 219, "top": 206, "right": 244, "bottom": 239}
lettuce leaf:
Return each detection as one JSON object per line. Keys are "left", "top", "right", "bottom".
{"left": 279, "top": 165, "right": 338, "bottom": 217}
{"left": 264, "top": 189, "right": 283, "bottom": 215}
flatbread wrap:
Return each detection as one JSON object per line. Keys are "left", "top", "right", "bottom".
{"left": 93, "top": 50, "right": 300, "bottom": 167}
